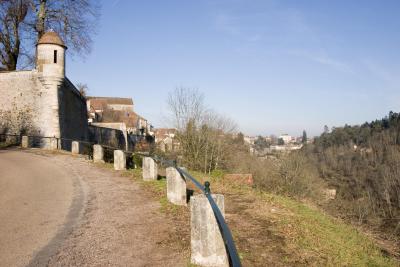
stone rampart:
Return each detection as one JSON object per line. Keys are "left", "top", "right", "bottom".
{"left": 88, "top": 125, "right": 127, "bottom": 150}
{"left": 0, "top": 70, "right": 89, "bottom": 148}
{"left": 0, "top": 70, "right": 52, "bottom": 135}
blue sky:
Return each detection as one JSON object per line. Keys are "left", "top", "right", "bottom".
{"left": 67, "top": 0, "right": 400, "bottom": 137}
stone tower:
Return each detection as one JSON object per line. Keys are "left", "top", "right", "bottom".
{"left": 35, "top": 31, "right": 68, "bottom": 139}
{"left": 36, "top": 30, "right": 66, "bottom": 77}
{"left": 0, "top": 30, "right": 88, "bottom": 147}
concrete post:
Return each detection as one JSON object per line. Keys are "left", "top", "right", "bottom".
{"left": 71, "top": 141, "right": 80, "bottom": 154}
{"left": 142, "top": 157, "right": 158, "bottom": 181}
{"left": 49, "top": 138, "right": 58, "bottom": 150}
{"left": 166, "top": 167, "right": 187, "bottom": 206}
{"left": 57, "top": 139, "right": 62, "bottom": 150}
{"left": 191, "top": 194, "right": 228, "bottom": 267}
{"left": 114, "top": 150, "right": 126, "bottom": 170}
{"left": 21, "top": 136, "right": 29, "bottom": 148}
{"left": 93, "top": 145, "right": 104, "bottom": 163}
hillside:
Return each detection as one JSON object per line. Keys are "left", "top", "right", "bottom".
{"left": 303, "top": 111, "right": 400, "bottom": 239}
{"left": 123, "top": 167, "right": 397, "bottom": 266}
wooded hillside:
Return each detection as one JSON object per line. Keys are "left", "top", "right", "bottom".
{"left": 304, "top": 111, "right": 400, "bottom": 237}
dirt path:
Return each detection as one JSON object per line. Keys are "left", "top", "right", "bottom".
{"left": 1, "top": 149, "right": 186, "bottom": 267}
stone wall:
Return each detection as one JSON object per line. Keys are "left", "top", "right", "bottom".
{"left": 89, "top": 123, "right": 148, "bottom": 151}
{"left": 0, "top": 69, "right": 144, "bottom": 152}
{"left": 0, "top": 70, "right": 58, "bottom": 136}
{"left": 59, "top": 78, "right": 88, "bottom": 141}
{"left": 88, "top": 125, "right": 127, "bottom": 150}
{"left": 0, "top": 70, "right": 88, "bottom": 144}
{"left": 91, "top": 122, "right": 127, "bottom": 149}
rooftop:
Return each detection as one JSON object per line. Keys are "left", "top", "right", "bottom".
{"left": 37, "top": 31, "right": 66, "bottom": 48}
{"left": 87, "top": 97, "right": 133, "bottom": 106}
{"left": 87, "top": 97, "right": 134, "bottom": 111}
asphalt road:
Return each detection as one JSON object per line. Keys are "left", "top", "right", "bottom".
{"left": 0, "top": 149, "right": 83, "bottom": 267}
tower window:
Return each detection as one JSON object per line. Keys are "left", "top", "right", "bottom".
{"left": 54, "top": 50, "right": 57, "bottom": 63}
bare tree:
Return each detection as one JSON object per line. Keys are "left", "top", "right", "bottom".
{"left": 76, "top": 82, "right": 88, "bottom": 97}
{"left": 0, "top": 0, "right": 100, "bottom": 70}
{"left": 167, "top": 87, "right": 207, "bottom": 131}
{"left": 0, "top": 0, "right": 28, "bottom": 70}
{"left": 167, "top": 87, "right": 237, "bottom": 173}
{"left": 28, "top": 0, "right": 100, "bottom": 54}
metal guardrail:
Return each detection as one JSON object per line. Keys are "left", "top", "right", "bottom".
{"left": 137, "top": 154, "right": 242, "bottom": 267}
{"left": 0, "top": 134, "right": 242, "bottom": 267}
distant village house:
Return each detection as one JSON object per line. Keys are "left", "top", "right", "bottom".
{"left": 154, "top": 128, "right": 180, "bottom": 152}
{"left": 86, "top": 96, "right": 153, "bottom": 136}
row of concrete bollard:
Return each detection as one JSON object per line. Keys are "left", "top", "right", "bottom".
{"left": 142, "top": 158, "right": 229, "bottom": 267}
{"left": 21, "top": 136, "right": 59, "bottom": 150}
{"left": 21, "top": 138, "right": 229, "bottom": 267}
{"left": 93, "top": 145, "right": 229, "bottom": 266}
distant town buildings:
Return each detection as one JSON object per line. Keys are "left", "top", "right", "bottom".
{"left": 245, "top": 132, "right": 311, "bottom": 156}
{"left": 243, "top": 136, "right": 256, "bottom": 145}
{"left": 154, "top": 128, "right": 180, "bottom": 152}
{"left": 87, "top": 97, "right": 134, "bottom": 123}
{"left": 278, "top": 134, "right": 294, "bottom": 144}
{"left": 269, "top": 144, "right": 303, "bottom": 152}
{"left": 86, "top": 97, "right": 153, "bottom": 136}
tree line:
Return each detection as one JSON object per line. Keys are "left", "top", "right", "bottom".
{"left": 166, "top": 88, "right": 241, "bottom": 173}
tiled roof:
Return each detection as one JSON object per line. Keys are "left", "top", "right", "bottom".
{"left": 88, "top": 97, "right": 134, "bottom": 110}
{"left": 37, "top": 31, "right": 66, "bottom": 48}
{"left": 101, "top": 110, "right": 139, "bottom": 128}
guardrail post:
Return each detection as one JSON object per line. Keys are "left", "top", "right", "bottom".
{"left": 71, "top": 141, "right": 80, "bottom": 154}
{"left": 57, "top": 138, "right": 62, "bottom": 150}
{"left": 21, "top": 136, "right": 29, "bottom": 148}
{"left": 191, "top": 194, "right": 228, "bottom": 267}
{"left": 93, "top": 144, "right": 104, "bottom": 163}
{"left": 49, "top": 137, "right": 58, "bottom": 150}
{"left": 166, "top": 167, "right": 187, "bottom": 206}
{"left": 114, "top": 150, "right": 126, "bottom": 170}
{"left": 142, "top": 157, "right": 158, "bottom": 181}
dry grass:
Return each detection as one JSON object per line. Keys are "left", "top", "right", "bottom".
{"left": 105, "top": 163, "right": 397, "bottom": 267}
{"left": 188, "top": 170, "right": 398, "bottom": 266}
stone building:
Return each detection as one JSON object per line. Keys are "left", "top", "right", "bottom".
{"left": 154, "top": 128, "right": 180, "bottom": 152}
{"left": 87, "top": 96, "right": 153, "bottom": 136}
{"left": 0, "top": 31, "right": 88, "bottom": 145}
{"left": 278, "top": 134, "right": 293, "bottom": 144}
{"left": 87, "top": 97, "right": 134, "bottom": 123}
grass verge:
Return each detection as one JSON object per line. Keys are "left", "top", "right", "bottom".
{"left": 262, "top": 193, "right": 396, "bottom": 266}
{"left": 110, "top": 164, "right": 397, "bottom": 266}
{"left": 184, "top": 170, "right": 398, "bottom": 266}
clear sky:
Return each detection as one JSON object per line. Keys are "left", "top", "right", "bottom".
{"left": 67, "top": 0, "right": 400, "bottom": 137}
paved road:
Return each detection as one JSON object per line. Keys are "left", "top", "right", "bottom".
{"left": 0, "top": 149, "right": 84, "bottom": 267}
{"left": 0, "top": 149, "right": 185, "bottom": 267}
